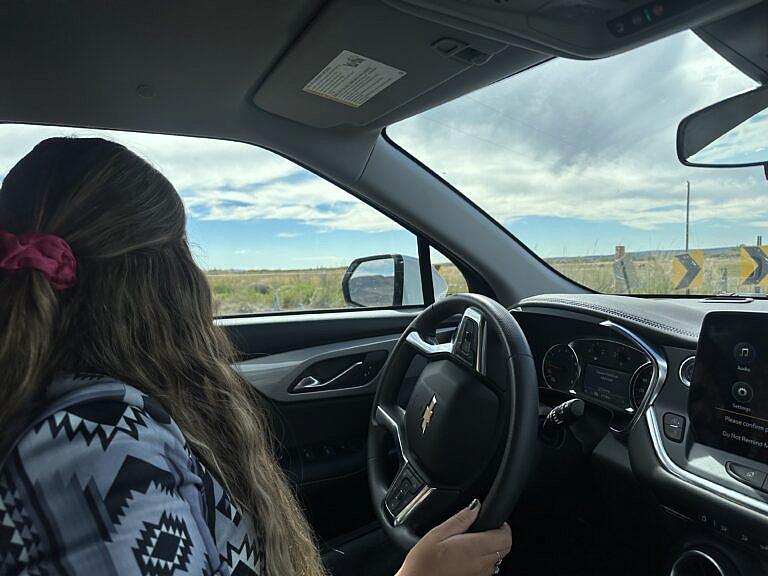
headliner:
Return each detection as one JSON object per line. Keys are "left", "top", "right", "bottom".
{"left": 0, "top": 0, "right": 764, "bottom": 181}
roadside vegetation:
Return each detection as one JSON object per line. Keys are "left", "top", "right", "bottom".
{"left": 207, "top": 247, "right": 755, "bottom": 315}
{"left": 549, "top": 247, "right": 745, "bottom": 295}
{"left": 208, "top": 262, "right": 469, "bottom": 315}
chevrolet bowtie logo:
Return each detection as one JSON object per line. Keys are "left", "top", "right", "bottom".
{"left": 421, "top": 395, "right": 437, "bottom": 434}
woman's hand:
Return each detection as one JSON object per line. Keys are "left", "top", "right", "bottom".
{"left": 396, "top": 500, "right": 512, "bottom": 576}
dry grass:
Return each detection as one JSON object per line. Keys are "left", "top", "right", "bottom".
{"left": 207, "top": 262, "right": 468, "bottom": 315}
{"left": 549, "top": 247, "right": 748, "bottom": 295}
{"left": 207, "top": 248, "right": 756, "bottom": 316}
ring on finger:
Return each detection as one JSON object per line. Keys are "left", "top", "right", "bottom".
{"left": 492, "top": 551, "right": 502, "bottom": 575}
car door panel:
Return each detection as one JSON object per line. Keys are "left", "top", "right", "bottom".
{"left": 219, "top": 309, "right": 420, "bottom": 357}
{"left": 221, "top": 310, "right": 416, "bottom": 541}
{"left": 223, "top": 309, "right": 458, "bottom": 541}
{"left": 235, "top": 333, "right": 399, "bottom": 403}
{"left": 268, "top": 393, "right": 374, "bottom": 539}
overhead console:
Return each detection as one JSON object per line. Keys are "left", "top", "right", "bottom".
{"left": 384, "top": 0, "right": 762, "bottom": 58}
{"left": 252, "top": 0, "right": 545, "bottom": 128}
{"left": 252, "top": 0, "right": 763, "bottom": 128}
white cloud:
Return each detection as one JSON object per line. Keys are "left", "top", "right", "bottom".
{"left": 0, "top": 31, "right": 762, "bottom": 254}
{"left": 389, "top": 31, "right": 763, "bottom": 252}
{"left": 0, "top": 124, "right": 398, "bottom": 234}
{"left": 276, "top": 232, "right": 302, "bottom": 238}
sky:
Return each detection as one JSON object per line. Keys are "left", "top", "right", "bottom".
{"left": 0, "top": 30, "right": 765, "bottom": 270}
{"left": 390, "top": 31, "right": 766, "bottom": 258}
{"left": 0, "top": 125, "right": 417, "bottom": 270}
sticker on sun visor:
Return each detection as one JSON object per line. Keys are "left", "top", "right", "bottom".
{"left": 303, "top": 50, "right": 406, "bottom": 108}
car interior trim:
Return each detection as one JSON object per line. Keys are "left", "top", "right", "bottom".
{"left": 293, "top": 361, "right": 366, "bottom": 392}
{"left": 599, "top": 320, "right": 668, "bottom": 435}
{"left": 376, "top": 405, "right": 409, "bottom": 466}
{"left": 405, "top": 331, "right": 454, "bottom": 356}
{"left": 392, "top": 485, "right": 435, "bottom": 527}
{"left": 679, "top": 355, "right": 696, "bottom": 387}
{"left": 669, "top": 549, "right": 727, "bottom": 576}
{"left": 646, "top": 407, "right": 768, "bottom": 518}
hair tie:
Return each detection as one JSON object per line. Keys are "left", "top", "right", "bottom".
{"left": 0, "top": 231, "right": 77, "bottom": 290}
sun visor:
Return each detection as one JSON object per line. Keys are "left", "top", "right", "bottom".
{"left": 252, "top": 0, "right": 507, "bottom": 128}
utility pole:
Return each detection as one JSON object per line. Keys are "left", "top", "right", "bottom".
{"left": 685, "top": 181, "right": 691, "bottom": 295}
{"left": 685, "top": 180, "right": 690, "bottom": 252}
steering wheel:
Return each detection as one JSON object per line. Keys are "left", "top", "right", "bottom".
{"left": 368, "top": 293, "right": 539, "bottom": 550}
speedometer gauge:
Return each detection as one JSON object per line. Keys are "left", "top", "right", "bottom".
{"left": 631, "top": 363, "right": 653, "bottom": 408}
{"left": 542, "top": 344, "right": 580, "bottom": 391}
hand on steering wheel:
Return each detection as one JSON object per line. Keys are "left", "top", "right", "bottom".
{"left": 397, "top": 499, "right": 512, "bottom": 576}
{"left": 368, "top": 293, "right": 539, "bottom": 550}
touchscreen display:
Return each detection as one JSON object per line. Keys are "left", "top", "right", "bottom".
{"left": 583, "top": 364, "right": 629, "bottom": 406}
{"left": 689, "top": 312, "right": 768, "bottom": 463}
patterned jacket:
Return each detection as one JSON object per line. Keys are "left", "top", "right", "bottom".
{"left": 0, "top": 374, "right": 263, "bottom": 575}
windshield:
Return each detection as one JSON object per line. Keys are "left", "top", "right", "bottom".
{"left": 389, "top": 32, "right": 766, "bottom": 296}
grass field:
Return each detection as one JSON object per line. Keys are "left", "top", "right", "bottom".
{"left": 548, "top": 247, "right": 747, "bottom": 295}
{"left": 207, "top": 247, "right": 759, "bottom": 315}
{"left": 207, "top": 261, "right": 468, "bottom": 315}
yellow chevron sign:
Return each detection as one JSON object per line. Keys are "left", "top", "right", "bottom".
{"left": 672, "top": 251, "right": 703, "bottom": 290}
{"left": 740, "top": 245, "right": 768, "bottom": 288}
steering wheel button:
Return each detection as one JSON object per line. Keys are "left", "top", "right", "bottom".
{"left": 386, "top": 489, "right": 407, "bottom": 515}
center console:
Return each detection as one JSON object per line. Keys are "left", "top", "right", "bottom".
{"left": 515, "top": 295, "right": 768, "bottom": 575}
{"left": 642, "top": 311, "right": 768, "bottom": 574}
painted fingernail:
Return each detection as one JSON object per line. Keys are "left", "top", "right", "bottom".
{"left": 468, "top": 498, "right": 480, "bottom": 511}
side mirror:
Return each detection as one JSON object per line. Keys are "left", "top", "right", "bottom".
{"left": 677, "top": 84, "right": 768, "bottom": 171}
{"left": 342, "top": 254, "right": 449, "bottom": 308}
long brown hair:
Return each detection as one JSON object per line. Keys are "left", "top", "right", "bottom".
{"left": 0, "top": 137, "right": 325, "bottom": 576}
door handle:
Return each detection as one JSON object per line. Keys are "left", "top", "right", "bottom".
{"left": 293, "top": 361, "right": 364, "bottom": 392}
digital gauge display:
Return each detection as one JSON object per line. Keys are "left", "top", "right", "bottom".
{"left": 542, "top": 344, "right": 580, "bottom": 391}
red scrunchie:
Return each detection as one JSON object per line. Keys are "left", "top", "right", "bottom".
{"left": 0, "top": 231, "right": 77, "bottom": 290}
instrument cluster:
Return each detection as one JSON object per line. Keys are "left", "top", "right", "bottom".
{"left": 542, "top": 338, "right": 652, "bottom": 413}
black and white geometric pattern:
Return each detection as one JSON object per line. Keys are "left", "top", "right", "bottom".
{"left": 0, "top": 374, "right": 265, "bottom": 575}
{"left": 133, "top": 512, "right": 193, "bottom": 575}
{"left": 0, "top": 471, "right": 47, "bottom": 575}
{"left": 41, "top": 401, "right": 149, "bottom": 450}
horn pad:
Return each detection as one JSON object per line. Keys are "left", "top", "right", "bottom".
{"left": 405, "top": 360, "right": 500, "bottom": 486}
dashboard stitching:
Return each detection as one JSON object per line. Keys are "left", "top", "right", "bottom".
{"left": 520, "top": 297, "right": 699, "bottom": 338}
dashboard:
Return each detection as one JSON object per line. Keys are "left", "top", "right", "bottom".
{"left": 513, "top": 293, "right": 768, "bottom": 572}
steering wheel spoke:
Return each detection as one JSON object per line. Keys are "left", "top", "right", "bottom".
{"left": 375, "top": 404, "right": 408, "bottom": 462}
{"left": 406, "top": 307, "right": 488, "bottom": 377}
{"left": 384, "top": 463, "right": 435, "bottom": 527}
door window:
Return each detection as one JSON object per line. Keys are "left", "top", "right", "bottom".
{"left": 0, "top": 124, "right": 469, "bottom": 315}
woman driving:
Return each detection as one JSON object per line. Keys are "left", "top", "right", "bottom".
{"left": 0, "top": 137, "right": 512, "bottom": 576}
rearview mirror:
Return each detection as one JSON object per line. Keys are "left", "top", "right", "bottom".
{"left": 677, "top": 84, "right": 768, "bottom": 171}
{"left": 342, "top": 254, "right": 448, "bottom": 308}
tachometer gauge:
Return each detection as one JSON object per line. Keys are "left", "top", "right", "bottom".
{"left": 631, "top": 363, "right": 653, "bottom": 408}
{"left": 542, "top": 344, "right": 580, "bottom": 391}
